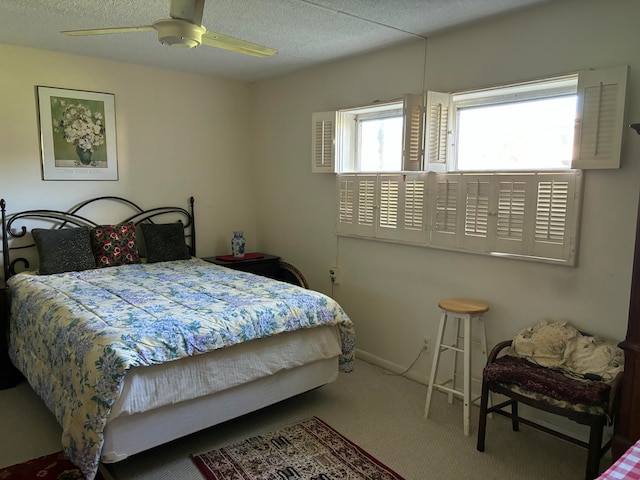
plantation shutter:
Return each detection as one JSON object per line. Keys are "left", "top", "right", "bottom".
{"left": 489, "top": 175, "right": 533, "bottom": 256}
{"left": 312, "top": 111, "right": 336, "bottom": 173}
{"left": 426, "top": 171, "right": 580, "bottom": 264}
{"left": 424, "top": 91, "right": 451, "bottom": 171}
{"left": 338, "top": 173, "right": 427, "bottom": 244}
{"left": 428, "top": 173, "right": 490, "bottom": 251}
{"left": 572, "top": 65, "right": 628, "bottom": 169}
{"left": 378, "top": 175, "right": 400, "bottom": 235}
{"left": 402, "top": 94, "right": 425, "bottom": 171}
{"left": 429, "top": 173, "right": 461, "bottom": 248}
{"left": 530, "top": 172, "right": 580, "bottom": 264}
{"left": 377, "top": 173, "right": 428, "bottom": 244}
{"left": 403, "top": 174, "right": 428, "bottom": 244}
{"left": 336, "top": 174, "right": 376, "bottom": 237}
{"left": 486, "top": 171, "right": 580, "bottom": 264}
{"left": 460, "top": 174, "right": 490, "bottom": 252}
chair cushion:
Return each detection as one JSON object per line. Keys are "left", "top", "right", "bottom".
{"left": 483, "top": 355, "right": 611, "bottom": 407}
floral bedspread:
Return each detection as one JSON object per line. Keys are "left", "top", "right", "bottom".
{"left": 7, "top": 258, "right": 355, "bottom": 480}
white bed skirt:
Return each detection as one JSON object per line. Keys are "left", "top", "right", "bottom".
{"left": 101, "top": 325, "right": 342, "bottom": 462}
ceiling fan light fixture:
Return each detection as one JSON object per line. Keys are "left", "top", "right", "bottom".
{"left": 153, "top": 19, "right": 205, "bottom": 48}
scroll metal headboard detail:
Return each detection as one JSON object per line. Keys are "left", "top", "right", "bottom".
{"left": 1, "top": 196, "right": 195, "bottom": 279}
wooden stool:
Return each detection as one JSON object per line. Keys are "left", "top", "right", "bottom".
{"left": 424, "top": 298, "right": 489, "bottom": 435}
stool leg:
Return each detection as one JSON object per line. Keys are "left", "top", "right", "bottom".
{"left": 425, "top": 311, "right": 447, "bottom": 418}
{"left": 463, "top": 314, "right": 472, "bottom": 436}
{"left": 449, "top": 316, "right": 462, "bottom": 405}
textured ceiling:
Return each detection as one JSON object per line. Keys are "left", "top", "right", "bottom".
{"left": 0, "top": 0, "right": 552, "bottom": 82}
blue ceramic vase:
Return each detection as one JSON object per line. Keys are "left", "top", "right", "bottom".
{"left": 231, "top": 231, "right": 246, "bottom": 257}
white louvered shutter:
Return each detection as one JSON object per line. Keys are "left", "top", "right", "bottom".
{"left": 489, "top": 175, "right": 533, "bottom": 255}
{"left": 402, "top": 94, "right": 425, "bottom": 171}
{"left": 572, "top": 65, "right": 628, "bottom": 169}
{"left": 530, "top": 172, "right": 580, "bottom": 264}
{"left": 312, "top": 111, "right": 336, "bottom": 173}
{"left": 378, "top": 175, "right": 400, "bottom": 234}
{"left": 461, "top": 174, "right": 490, "bottom": 252}
{"left": 424, "top": 91, "right": 451, "bottom": 171}
{"left": 484, "top": 171, "right": 580, "bottom": 264}
{"left": 403, "top": 173, "right": 428, "bottom": 244}
{"left": 429, "top": 173, "right": 461, "bottom": 248}
{"left": 377, "top": 173, "right": 428, "bottom": 244}
{"left": 336, "top": 174, "right": 376, "bottom": 237}
{"left": 337, "top": 175, "right": 355, "bottom": 227}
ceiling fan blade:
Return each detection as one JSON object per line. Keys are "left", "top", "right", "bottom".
{"left": 170, "top": 0, "right": 205, "bottom": 26}
{"left": 201, "top": 31, "right": 277, "bottom": 57}
{"left": 62, "top": 25, "right": 155, "bottom": 36}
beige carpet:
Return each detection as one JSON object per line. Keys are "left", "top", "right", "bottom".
{"left": 0, "top": 359, "right": 612, "bottom": 479}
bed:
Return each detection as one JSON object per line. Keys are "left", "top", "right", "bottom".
{"left": 0, "top": 196, "right": 355, "bottom": 480}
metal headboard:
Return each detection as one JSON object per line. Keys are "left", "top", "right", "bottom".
{"left": 1, "top": 196, "right": 195, "bottom": 279}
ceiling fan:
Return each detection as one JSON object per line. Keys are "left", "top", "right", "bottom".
{"left": 61, "top": 0, "right": 277, "bottom": 57}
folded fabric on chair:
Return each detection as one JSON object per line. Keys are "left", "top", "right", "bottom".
{"left": 483, "top": 355, "right": 611, "bottom": 406}
{"left": 509, "top": 319, "right": 624, "bottom": 383}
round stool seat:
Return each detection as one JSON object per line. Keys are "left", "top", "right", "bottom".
{"left": 438, "top": 298, "right": 489, "bottom": 315}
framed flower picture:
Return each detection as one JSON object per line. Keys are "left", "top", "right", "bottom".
{"left": 36, "top": 86, "right": 118, "bottom": 180}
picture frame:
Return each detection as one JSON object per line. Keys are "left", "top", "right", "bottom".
{"left": 36, "top": 86, "right": 118, "bottom": 181}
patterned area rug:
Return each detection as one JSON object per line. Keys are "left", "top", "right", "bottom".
{"left": 191, "top": 417, "right": 404, "bottom": 480}
{"left": 0, "top": 451, "right": 106, "bottom": 479}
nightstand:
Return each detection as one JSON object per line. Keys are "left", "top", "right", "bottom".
{"left": 0, "top": 278, "right": 20, "bottom": 389}
{"left": 202, "top": 253, "right": 281, "bottom": 279}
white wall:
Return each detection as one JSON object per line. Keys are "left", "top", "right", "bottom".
{"left": 251, "top": 0, "right": 640, "bottom": 386}
{"left": 0, "top": 44, "right": 257, "bottom": 259}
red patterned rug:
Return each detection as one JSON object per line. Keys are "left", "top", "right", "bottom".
{"left": 191, "top": 417, "right": 405, "bottom": 480}
{"left": 0, "top": 451, "right": 106, "bottom": 480}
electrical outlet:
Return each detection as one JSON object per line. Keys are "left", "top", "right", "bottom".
{"left": 422, "top": 336, "right": 431, "bottom": 353}
{"left": 329, "top": 266, "right": 340, "bottom": 285}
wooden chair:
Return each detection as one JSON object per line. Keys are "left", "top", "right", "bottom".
{"left": 476, "top": 340, "right": 623, "bottom": 480}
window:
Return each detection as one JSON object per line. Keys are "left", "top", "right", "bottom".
{"left": 451, "top": 76, "right": 578, "bottom": 171}
{"left": 425, "top": 66, "right": 628, "bottom": 172}
{"left": 338, "top": 102, "right": 403, "bottom": 172}
{"left": 357, "top": 112, "right": 403, "bottom": 172}
{"left": 321, "top": 65, "right": 628, "bottom": 266}
{"left": 312, "top": 95, "right": 424, "bottom": 173}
